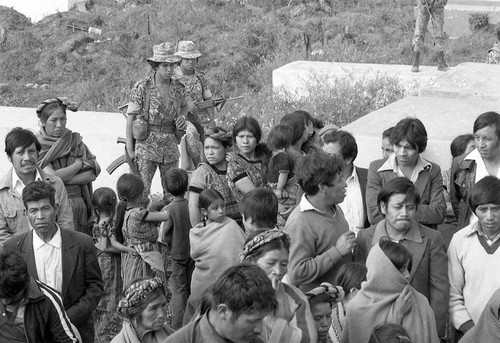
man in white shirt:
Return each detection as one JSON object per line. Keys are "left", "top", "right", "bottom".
{"left": 321, "top": 130, "right": 370, "bottom": 234}
{"left": 0, "top": 127, "right": 73, "bottom": 247}
{"left": 4, "top": 181, "right": 103, "bottom": 343}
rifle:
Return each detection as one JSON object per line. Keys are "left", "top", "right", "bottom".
{"left": 106, "top": 137, "right": 139, "bottom": 175}
{"left": 196, "top": 96, "right": 244, "bottom": 111}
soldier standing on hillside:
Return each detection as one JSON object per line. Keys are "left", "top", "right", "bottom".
{"left": 411, "top": 0, "right": 449, "bottom": 72}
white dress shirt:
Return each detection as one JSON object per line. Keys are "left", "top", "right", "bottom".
{"left": 338, "top": 166, "right": 364, "bottom": 235}
{"left": 12, "top": 169, "right": 42, "bottom": 198}
{"left": 33, "top": 225, "right": 63, "bottom": 292}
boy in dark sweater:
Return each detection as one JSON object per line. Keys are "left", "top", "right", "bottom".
{"left": 161, "top": 168, "right": 195, "bottom": 329}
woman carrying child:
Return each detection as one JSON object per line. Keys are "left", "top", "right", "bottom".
{"left": 184, "top": 188, "right": 245, "bottom": 323}
{"left": 91, "top": 187, "right": 137, "bottom": 343}
{"left": 114, "top": 173, "right": 172, "bottom": 288}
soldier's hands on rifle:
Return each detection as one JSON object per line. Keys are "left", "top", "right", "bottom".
{"left": 186, "top": 98, "right": 199, "bottom": 114}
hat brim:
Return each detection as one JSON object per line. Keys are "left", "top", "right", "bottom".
{"left": 147, "top": 56, "right": 182, "bottom": 64}
{"left": 174, "top": 52, "right": 202, "bottom": 59}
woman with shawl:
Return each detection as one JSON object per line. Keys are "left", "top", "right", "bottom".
{"left": 36, "top": 97, "right": 100, "bottom": 234}
{"left": 342, "top": 239, "right": 439, "bottom": 343}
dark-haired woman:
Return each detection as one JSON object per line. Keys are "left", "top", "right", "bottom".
{"left": 242, "top": 229, "right": 317, "bottom": 343}
{"left": 36, "top": 97, "right": 100, "bottom": 234}
{"left": 227, "top": 116, "right": 270, "bottom": 203}
{"left": 342, "top": 240, "right": 439, "bottom": 343}
{"left": 188, "top": 127, "right": 239, "bottom": 226}
{"left": 366, "top": 118, "right": 446, "bottom": 227}
{"left": 112, "top": 277, "right": 173, "bottom": 343}
{"left": 184, "top": 188, "right": 245, "bottom": 324}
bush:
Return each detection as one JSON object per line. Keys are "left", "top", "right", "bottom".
{"left": 469, "top": 12, "right": 489, "bottom": 31}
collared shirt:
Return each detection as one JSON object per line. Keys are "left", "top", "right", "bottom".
{"left": 33, "top": 225, "right": 63, "bottom": 292}
{"left": 377, "top": 154, "right": 432, "bottom": 183}
{"left": 338, "top": 166, "right": 364, "bottom": 235}
{"left": 468, "top": 221, "right": 500, "bottom": 246}
{"left": 372, "top": 219, "right": 423, "bottom": 245}
{"left": 11, "top": 169, "right": 42, "bottom": 198}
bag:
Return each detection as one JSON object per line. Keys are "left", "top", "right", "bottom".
{"left": 132, "top": 81, "right": 151, "bottom": 141}
{"left": 132, "top": 114, "right": 148, "bottom": 141}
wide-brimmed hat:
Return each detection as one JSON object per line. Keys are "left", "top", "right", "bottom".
{"left": 147, "top": 42, "right": 181, "bottom": 65}
{"left": 174, "top": 41, "right": 202, "bottom": 59}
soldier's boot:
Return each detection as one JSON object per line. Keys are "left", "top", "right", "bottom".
{"left": 411, "top": 51, "right": 420, "bottom": 73}
{"left": 437, "top": 51, "right": 449, "bottom": 71}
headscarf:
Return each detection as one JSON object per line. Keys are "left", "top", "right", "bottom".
{"left": 241, "top": 229, "right": 289, "bottom": 260}
{"left": 205, "top": 127, "right": 232, "bottom": 146}
{"left": 36, "top": 97, "right": 78, "bottom": 118}
{"left": 117, "top": 277, "right": 164, "bottom": 316}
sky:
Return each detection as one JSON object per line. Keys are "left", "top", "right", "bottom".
{"left": 0, "top": 0, "right": 68, "bottom": 23}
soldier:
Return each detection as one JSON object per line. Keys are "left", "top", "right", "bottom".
{"left": 411, "top": 0, "right": 449, "bottom": 72}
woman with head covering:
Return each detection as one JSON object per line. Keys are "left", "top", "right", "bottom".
{"left": 112, "top": 277, "right": 173, "bottom": 343}
{"left": 342, "top": 239, "right": 439, "bottom": 343}
{"left": 36, "top": 97, "right": 100, "bottom": 234}
{"left": 241, "top": 229, "right": 318, "bottom": 343}
{"left": 188, "top": 126, "right": 239, "bottom": 226}
{"left": 227, "top": 116, "right": 271, "bottom": 202}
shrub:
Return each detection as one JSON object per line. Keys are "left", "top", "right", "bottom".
{"left": 469, "top": 12, "right": 489, "bottom": 31}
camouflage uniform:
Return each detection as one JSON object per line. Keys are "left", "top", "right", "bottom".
{"left": 128, "top": 74, "right": 186, "bottom": 198}
{"left": 413, "top": 0, "right": 447, "bottom": 52}
{"left": 488, "top": 42, "right": 500, "bottom": 64}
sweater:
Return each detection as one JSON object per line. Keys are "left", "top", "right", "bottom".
{"left": 284, "top": 196, "right": 351, "bottom": 290}
{"left": 448, "top": 222, "right": 500, "bottom": 329}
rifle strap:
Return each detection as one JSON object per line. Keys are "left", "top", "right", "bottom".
{"left": 143, "top": 79, "right": 151, "bottom": 122}
{"left": 196, "top": 74, "right": 209, "bottom": 101}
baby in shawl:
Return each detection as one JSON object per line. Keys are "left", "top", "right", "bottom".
{"left": 342, "top": 240, "right": 439, "bottom": 343}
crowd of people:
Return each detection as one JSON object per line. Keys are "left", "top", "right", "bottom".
{"left": 0, "top": 39, "right": 499, "bottom": 343}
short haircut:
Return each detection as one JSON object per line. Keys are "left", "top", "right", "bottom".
{"left": 232, "top": 116, "right": 262, "bottom": 143}
{"left": 211, "top": 264, "right": 277, "bottom": 318}
{"left": 334, "top": 262, "right": 367, "bottom": 293}
{"left": 450, "top": 134, "right": 474, "bottom": 158}
{"left": 22, "top": 180, "right": 56, "bottom": 209}
{"left": 280, "top": 112, "right": 307, "bottom": 144}
{"left": 240, "top": 188, "right": 278, "bottom": 228}
{"left": 377, "top": 177, "right": 420, "bottom": 214}
{"left": 165, "top": 168, "right": 188, "bottom": 196}
{"left": 5, "top": 127, "right": 41, "bottom": 158}
{"left": 92, "top": 187, "right": 117, "bottom": 215}
{"left": 267, "top": 124, "right": 294, "bottom": 151}
{"left": 382, "top": 127, "right": 394, "bottom": 139}
{"left": 243, "top": 231, "right": 291, "bottom": 261}
{"left": 469, "top": 176, "right": 500, "bottom": 213}
{"left": 199, "top": 188, "right": 224, "bottom": 210}
{"left": 369, "top": 323, "right": 412, "bottom": 343}
{"left": 0, "top": 251, "right": 30, "bottom": 299}
{"left": 296, "top": 152, "right": 343, "bottom": 196}
{"left": 322, "top": 130, "right": 358, "bottom": 162}
{"left": 473, "top": 111, "right": 500, "bottom": 139}
{"left": 390, "top": 118, "right": 428, "bottom": 153}
{"left": 379, "top": 239, "right": 413, "bottom": 273}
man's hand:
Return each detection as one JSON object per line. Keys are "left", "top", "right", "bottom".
{"left": 335, "top": 231, "right": 357, "bottom": 256}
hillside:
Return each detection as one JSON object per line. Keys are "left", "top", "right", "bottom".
{"left": 0, "top": 0, "right": 496, "bottom": 126}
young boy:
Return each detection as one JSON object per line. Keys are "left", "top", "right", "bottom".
{"left": 161, "top": 168, "right": 194, "bottom": 329}
{"left": 239, "top": 188, "right": 279, "bottom": 234}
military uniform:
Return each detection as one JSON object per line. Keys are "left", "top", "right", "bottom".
{"left": 413, "top": 0, "right": 447, "bottom": 52}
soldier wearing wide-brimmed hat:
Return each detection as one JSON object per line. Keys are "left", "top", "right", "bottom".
{"left": 174, "top": 41, "right": 214, "bottom": 134}
{"left": 125, "top": 42, "right": 189, "bottom": 201}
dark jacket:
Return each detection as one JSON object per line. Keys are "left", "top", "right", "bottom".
{"left": 23, "top": 277, "right": 78, "bottom": 343}
{"left": 4, "top": 228, "right": 104, "bottom": 343}
{"left": 354, "top": 220, "right": 449, "bottom": 337}
{"left": 449, "top": 153, "right": 476, "bottom": 230}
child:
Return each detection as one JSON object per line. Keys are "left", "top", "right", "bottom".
{"left": 114, "top": 173, "right": 171, "bottom": 289}
{"left": 266, "top": 124, "right": 299, "bottom": 225}
{"left": 369, "top": 323, "right": 413, "bottom": 343}
{"left": 91, "top": 187, "right": 135, "bottom": 343}
{"left": 331, "top": 263, "right": 367, "bottom": 343}
{"left": 306, "top": 282, "right": 345, "bottom": 343}
{"left": 159, "top": 168, "right": 194, "bottom": 329}
{"left": 184, "top": 188, "right": 245, "bottom": 324}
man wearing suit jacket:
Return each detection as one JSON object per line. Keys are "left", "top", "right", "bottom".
{"left": 4, "top": 181, "right": 103, "bottom": 343}
{"left": 322, "top": 129, "right": 370, "bottom": 234}
{"left": 355, "top": 177, "right": 449, "bottom": 340}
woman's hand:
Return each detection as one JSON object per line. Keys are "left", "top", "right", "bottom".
{"left": 394, "top": 284, "right": 413, "bottom": 323}
{"left": 126, "top": 247, "right": 138, "bottom": 256}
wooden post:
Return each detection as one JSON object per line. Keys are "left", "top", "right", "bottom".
{"left": 147, "top": 14, "right": 151, "bottom": 36}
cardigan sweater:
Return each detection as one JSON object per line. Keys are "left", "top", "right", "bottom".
{"left": 284, "top": 196, "right": 351, "bottom": 290}
{"left": 448, "top": 222, "right": 500, "bottom": 329}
